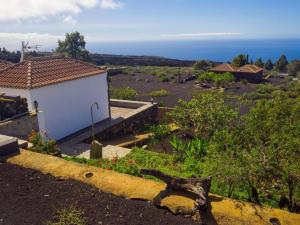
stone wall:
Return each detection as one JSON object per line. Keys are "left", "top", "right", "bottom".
{"left": 0, "top": 114, "right": 39, "bottom": 140}
{"left": 90, "top": 102, "right": 158, "bottom": 142}
{"left": 0, "top": 95, "right": 28, "bottom": 121}
{"left": 157, "top": 107, "right": 173, "bottom": 123}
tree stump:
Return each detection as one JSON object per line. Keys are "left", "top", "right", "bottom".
{"left": 140, "top": 169, "right": 211, "bottom": 211}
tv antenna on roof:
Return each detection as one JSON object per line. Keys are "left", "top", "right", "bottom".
{"left": 20, "top": 41, "right": 41, "bottom": 62}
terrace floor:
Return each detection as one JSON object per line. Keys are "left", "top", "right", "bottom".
{"left": 58, "top": 100, "right": 153, "bottom": 158}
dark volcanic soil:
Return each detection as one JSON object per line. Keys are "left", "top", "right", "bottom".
{"left": 110, "top": 74, "right": 288, "bottom": 108}
{"left": 0, "top": 163, "right": 197, "bottom": 225}
{"left": 110, "top": 74, "right": 197, "bottom": 107}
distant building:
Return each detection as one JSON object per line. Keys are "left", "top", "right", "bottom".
{"left": 0, "top": 55, "right": 109, "bottom": 140}
{"left": 210, "top": 63, "right": 264, "bottom": 83}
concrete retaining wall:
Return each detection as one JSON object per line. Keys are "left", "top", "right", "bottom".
{"left": 0, "top": 114, "right": 39, "bottom": 139}
{"left": 110, "top": 99, "right": 150, "bottom": 109}
{"left": 90, "top": 100, "right": 158, "bottom": 142}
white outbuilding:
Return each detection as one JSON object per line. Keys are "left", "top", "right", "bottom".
{"left": 0, "top": 55, "right": 110, "bottom": 140}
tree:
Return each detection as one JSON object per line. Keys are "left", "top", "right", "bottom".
{"left": 56, "top": 31, "right": 89, "bottom": 59}
{"left": 287, "top": 60, "right": 300, "bottom": 76}
{"left": 169, "top": 91, "right": 238, "bottom": 140}
{"left": 254, "top": 58, "right": 264, "bottom": 68}
{"left": 240, "top": 96, "right": 300, "bottom": 210}
{"left": 232, "top": 54, "right": 248, "bottom": 67}
{"left": 264, "top": 59, "right": 274, "bottom": 70}
{"left": 275, "top": 55, "right": 289, "bottom": 72}
{"left": 193, "top": 60, "right": 209, "bottom": 70}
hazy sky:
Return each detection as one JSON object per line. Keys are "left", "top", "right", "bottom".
{"left": 0, "top": 0, "right": 299, "bottom": 50}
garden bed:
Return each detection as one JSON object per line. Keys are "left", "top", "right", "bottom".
{"left": 0, "top": 162, "right": 197, "bottom": 225}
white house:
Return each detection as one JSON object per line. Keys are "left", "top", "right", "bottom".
{"left": 0, "top": 55, "right": 110, "bottom": 140}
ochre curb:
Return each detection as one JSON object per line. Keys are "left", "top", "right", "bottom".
{"left": 7, "top": 150, "right": 300, "bottom": 225}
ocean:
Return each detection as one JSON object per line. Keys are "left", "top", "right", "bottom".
{"left": 87, "top": 39, "right": 300, "bottom": 62}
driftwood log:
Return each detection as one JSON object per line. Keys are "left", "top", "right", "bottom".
{"left": 140, "top": 169, "right": 212, "bottom": 211}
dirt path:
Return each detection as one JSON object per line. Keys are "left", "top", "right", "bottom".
{"left": 0, "top": 163, "right": 197, "bottom": 225}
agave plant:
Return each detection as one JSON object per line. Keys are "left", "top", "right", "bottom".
{"left": 185, "top": 138, "right": 207, "bottom": 160}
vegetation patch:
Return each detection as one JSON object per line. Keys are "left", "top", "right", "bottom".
{"left": 243, "top": 82, "right": 300, "bottom": 101}
{"left": 66, "top": 90, "right": 300, "bottom": 212}
{"left": 110, "top": 86, "right": 137, "bottom": 100}
{"left": 28, "top": 131, "right": 61, "bottom": 156}
{"left": 198, "top": 72, "right": 235, "bottom": 88}
{"left": 46, "top": 205, "right": 87, "bottom": 225}
{"left": 148, "top": 89, "right": 171, "bottom": 97}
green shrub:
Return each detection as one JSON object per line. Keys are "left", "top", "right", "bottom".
{"left": 241, "top": 79, "right": 248, "bottom": 85}
{"left": 169, "top": 135, "right": 206, "bottom": 163}
{"left": 198, "top": 72, "right": 215, "bottom": 82}
{"left": 148, "top": 89, "right": 171, "bottom": 97}
{"left": 46, "top": 205, "right": 87, "bottom": 225}
{"left": 110, "top": 86, "right": 137, "bottom": 100}
{"left": 28, "top": 131, "right": 60, "bottom": 155}
{"left": 148, "top": 124, "right": 171, "bottom": 141}
{"left": 256, "top": 83, "right": 278, "bottom": 94}
{"left": 198, "top": 72, "right": 234, "bottom": 87}
{"left": 169, "top": 135, "right": 185, "bottom": 154}
{"left": 159, "top": 74, "right": 170, "bottom": 82}
{"left": 243, "top": 92, "right": 271, "bottom": 101}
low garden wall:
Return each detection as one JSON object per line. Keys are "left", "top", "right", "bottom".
{"left": 157, "top": 107, "right": 173, "bottom": 122}
{"left": 91, "top": 100, "right": 158, "bottom": 142}
{"left": 0, "top": 95, "right": 28, "bottom": 121}
{"left": 110, "top": 99, "right": 149, "bottom": 109}
{"left": 0, "top": 114, "right": 39, "bottom": 140}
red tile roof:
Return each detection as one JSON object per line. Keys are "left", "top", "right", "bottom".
{"left": 0, "top": 55, "right": 106, "bottom": 89}
{"left": 210, "top": 63, "right": 239, "bottom": 72}
{"left": 210, "top": 63, "right": 263, "bottom": 74}
{"left": 0, "top": 60, "right": 13, "bottom": 71}
{"left": 238, "top": 64, "right": 263, "bottom": 73}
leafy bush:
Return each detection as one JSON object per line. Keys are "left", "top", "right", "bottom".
{"left": 169, "top": 91, "right": 238, "bottom": 139}
{"left": 198, "top": 72, "right": 215, "bottom": 83}
{"left": 198, "top": 72, "right": 234, "bottom": 87}
{"left": 256, "top": 83, "right": 278, "bottom": 94}
{"left": 207, "top": 95, "right": 300, "bottom": 210}
{"left": 148, "top": 89, "right": 171, "bottom": 97}
{"left": 28, "top": 131, "right": 60, "bottom": 155}
{"left": 148, "top": 124, "right": 171, "bottom": 141}
{"left": 169, "top": 135, "right": 206, "bottom": 173}
{"left": 169, "top": 136, "right": 206, "bottom": 159}
{"left": 110, "top": 86, "right": 137, "bottom": 100}
{"left": 241, "top": 79, "right": 249, "bottom": 85}
{"left": 46, "top": 205, "right": 87, "bottom": 225}
{"left": 159, "top": 74, "right": 170, "bottom": 82}
{"left": 243, "top": 92, "right": 271, "bottom": 101}
{"left": 169, "top": 135, "right": 185, "bottom": 154}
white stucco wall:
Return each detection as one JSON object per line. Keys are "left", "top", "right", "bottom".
{"left": 30, "top": 73, "right": 109, "bottom": 140}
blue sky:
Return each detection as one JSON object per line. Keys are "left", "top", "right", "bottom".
{"left": 0, "top": 0, "right": 299, "bottom": 50}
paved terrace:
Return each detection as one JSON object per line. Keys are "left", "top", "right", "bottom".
{"left": 58, "top": 99, "right": 154, "bottom": 157}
